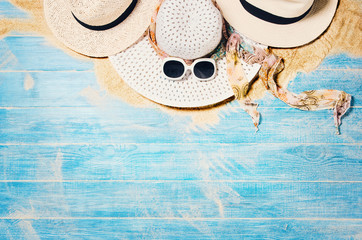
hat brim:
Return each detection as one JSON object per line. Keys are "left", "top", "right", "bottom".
{"left": 44, "top": 0, "right": 157, "bottom": 57}
{"left": 216, "top": 0, "right": 338, "bottom": 48}
{"left": 109, "top": 36, "right": 235, "bottom": 108}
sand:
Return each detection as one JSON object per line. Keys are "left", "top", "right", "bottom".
{"left": 1, "top": 0, "right": 361, "bottom": 127}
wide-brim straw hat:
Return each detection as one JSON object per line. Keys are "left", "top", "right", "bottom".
{"left": 44, "top": 0, "right": 157, "bottom": 57}
{"left": 109, "top": 0, "right": 235, "bottom": 108}
{"left": 110, "top": 35, "right": 235, "bottom": 108}
{"left": 216, "top": 0, "right": 338, "bottom": 48}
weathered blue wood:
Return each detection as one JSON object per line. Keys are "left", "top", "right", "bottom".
{"left": 0, "top": 107, "right": 360, "bottom": 144}
{"left": 0, "top": 144, "right": 361, "bottom": 181}
{"left": 0, "top": 2, "right": 361, "bottom": 239}
{"left": 0, "top": 37, "right": 93, "bottom": 71}
{"left": 318, "top": 52, "right": 362, "bottom": 69}
{"left": 0, "top": 0, "right": 29, "bottom": 19}
{"left": 0, "top": 72, "right": 100, "bottom": 107}
{"left": 0, "top": 69, "right": 361, "bottom": 107}
{"left": 0, "top": 182, "right": 360, "bottom": 218}
{"left": 286, "top": 70, "right": 361, "bottom": 105}
{"left": 0, "top": 219, "right": 361, "bottom": 240}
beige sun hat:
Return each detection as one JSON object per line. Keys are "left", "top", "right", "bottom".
{"left": 216, "top": 0, "right": 339, "bottom": 48}
{"left": 110, "top": 0, "right": 236, "bottom": 108}
{"left": 43, "top": 0, "right": 158, "bottom": 57}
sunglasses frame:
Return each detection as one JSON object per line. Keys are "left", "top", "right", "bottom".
{"left": 162, "top": 57, "right": 217, "bottom": 81}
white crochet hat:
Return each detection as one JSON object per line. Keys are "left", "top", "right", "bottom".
{"left": 110, "top": 0, "right": 234, "bottom": 108}
{"left": 155, "top": 0, "right": 223, "bottom": 60}
{"left": 110, "top": 35, "right": 234, "bottom": 108}
{"left": 110, "top": 0, "right": 263, "bottom": 108}
{"left": 44, "top": 0, "right": 157, "bottom": 57}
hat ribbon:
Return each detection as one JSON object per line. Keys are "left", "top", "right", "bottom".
{"left": 72, "top": 0, "right": 137, "bottom": 31}
{"left": 240, "top": 0, "right": 312, "bottom": 25}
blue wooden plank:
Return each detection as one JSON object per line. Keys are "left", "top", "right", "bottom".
{"left": 0, "top": 1, "right": 29, "bottom": 19}
{"left": 0, "top": 219, "right": 361, "bottom": 240}
{"left": 269, "top": 69, "right": 362, "bottom": 107}
{"left": 286, "top": 70, "right": 361, "bottom": 104}
{"left": 0, "top": 144, "right": 360, "bottom": 181}
{"left": 0, "top": 36, "right": 93, "bottom": 71}
{"left": 0, "top": 107, "right": 360, "bottom": 144}
{"left": 0, "top": 182, "right": 360, "bottom": 218}
{"left": 0, "top": 2, "right": 360, "bottom": 240}
{"left": 318, "top": 53, "right": 362, "bottom": 70}
{"left": 0, "top": 69, "right": 360, "bottom": 107}
{"left": 0, "top": 72, "right": 101, "bottom": 107}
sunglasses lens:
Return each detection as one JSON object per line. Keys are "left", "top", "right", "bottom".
{"left": 193, "top": 61, "right": 215, "bottom": 79}
{"left": 163, "top": 60, "right": 185, "bottom": 79}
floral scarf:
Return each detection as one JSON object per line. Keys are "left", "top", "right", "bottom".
{"left": 148, "top": 0, "right": 170, "bottom": 60}
{"left": 226, "top": 26, "right": 352, "bottom": 134}
{"left": 147, "top": 1, "right": 351, "bottom": 134}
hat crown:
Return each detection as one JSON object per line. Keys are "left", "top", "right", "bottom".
{"left": 155, "top": 0, "right": 222, "bottom": 60}
{"left": 246, "top": 0, "right": 314, "bottom": 18}
{"left": 69, "top": 0, "right": 133, "bottom": 26}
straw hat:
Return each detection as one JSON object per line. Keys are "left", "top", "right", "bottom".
{"left": 110, "top": 36, "right": 234, "bottom": 108}
{"left": 155, "top": 0, "right": 223, "bottom": 60}
{"left": 109, "top": 0, "right": 235, "bottom": 108}
{"left": 216, "top": 0, "right": 339, "bottom": 48}
{"left": 44, "top": 0, "right": 157, "bottom": 57}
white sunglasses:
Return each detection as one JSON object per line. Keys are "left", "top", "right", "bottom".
{"left": 162, "top": 57, "right": 217, "bottom": 81}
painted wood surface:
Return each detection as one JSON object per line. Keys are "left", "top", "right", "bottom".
{"left": 1, "top": 182, "right": 361, "bottom": 218}
{"left": 0, "top": 220, "right": 361, "bottom": 240}
{"left": 0, "top": 1, "right": 361, "bottom": 239}
{"left": 1, "top": 144, "right": 360, "bottom": 181}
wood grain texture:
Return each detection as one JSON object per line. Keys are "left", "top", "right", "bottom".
{"left": 0, "top": 69, "right": 361, "bottom": 107}
{"left": 0, "top": 182, "right": 360, "bottom": 218}
{"left": 0, "top": 1, "right": 361, "bottom": 238}
{"left": 0, "top": 144, "right": 361, "bottom": 181}
{"left": 0, "top": 71, "right": 100, "bottom": 107}
{"left": 1, "top": 219, "right": 361, "bottom": 240}
{"left": 0, "top": 107, "right": 360, "bottom": 144}
{"left": 0, "top": 36, "right": 93, "bottom": 71}
{"left": 318, "top": 53, "right": 362, "bottom": 69}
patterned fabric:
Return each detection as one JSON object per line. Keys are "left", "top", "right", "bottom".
{"left": 148, "top": 2, "right": 351, "bottom": 133}
{"left": 226, "top": 26, "right": 352, "bottom": 134}
{"left": 148, "top": 0, "right": 170, "bottom": 60}
{"left": 226, "top": 32, "right": 260, "bottom": 130}
{"left": 259, "top": 58, "right": 351, "bottom": 134}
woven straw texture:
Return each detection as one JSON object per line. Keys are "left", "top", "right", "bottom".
{"left": 69, "top": 0, "right": 133, "bottom": 26}
{"left": 156, "top": 0, "right": 223, "bottom": 60}
{"left": 216, "top": 0, "right": 338, "bottom": 48}
{"left": 44, "top": 0, "right": 157, "bottom": 57}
